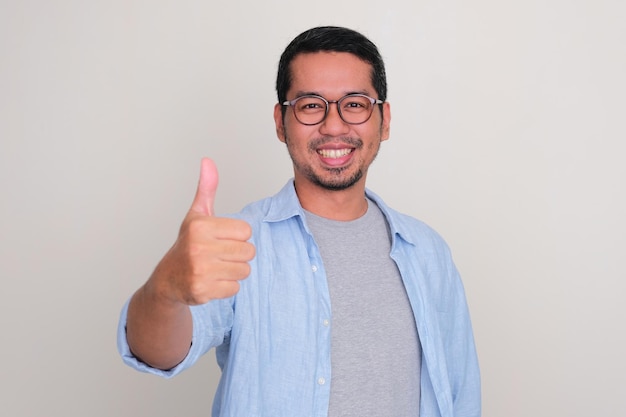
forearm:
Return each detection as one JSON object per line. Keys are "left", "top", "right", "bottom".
{"left": 126, "top": 276, "right": 193, "bottom": 371}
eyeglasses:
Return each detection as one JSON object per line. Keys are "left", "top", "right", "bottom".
{"left": 282, "top": 94, "right": 383, "bottom": 126}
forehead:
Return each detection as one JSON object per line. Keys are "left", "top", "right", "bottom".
{"left": 288, "top": 51, "right": 375, "bottom": 97}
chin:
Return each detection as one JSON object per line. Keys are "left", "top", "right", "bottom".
{"left": 312, "top": 170, "right": 363, "bottom": 191}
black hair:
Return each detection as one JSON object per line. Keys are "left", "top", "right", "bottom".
{"left": 276, "top": 26, "right": 387, "bottom": 108}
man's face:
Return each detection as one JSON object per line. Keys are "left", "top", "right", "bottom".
{"left": 274, "top": 51, "right": 391, "bottom": 192}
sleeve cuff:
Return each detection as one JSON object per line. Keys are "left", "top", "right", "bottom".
{"left": 116, "top": 298, "right": 204, "bottom": 379}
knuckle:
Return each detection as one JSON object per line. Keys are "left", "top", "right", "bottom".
{"left": 230, "top": 219, "right": 252, "bottom": 240}
{"left": 230, "top": 261, "right": 251, "bottom": 280}
{"left": 240, "top": 263, "right": 251, "bottom": 278}
{"left": 186, "top": 277, "right": 205, "bottom": 298}
{"left": 186, "top": 217, "right": 208, "bottom": 235}
{"left": 241, "top": 221, "right": 253, "bottom": 239}
{"left": 245, "top": 242, "right": 256, "bottom": 260}
{"left": 186, "top": 242, "right": 203, "bottom": 257}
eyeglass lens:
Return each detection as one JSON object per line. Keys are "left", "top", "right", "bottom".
{"left": 293, "top": 95, "right": 375, "bottom": 125}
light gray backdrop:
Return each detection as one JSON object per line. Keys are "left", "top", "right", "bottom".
{"left": 1, "top": 1, "right": 624, "bottom": 416}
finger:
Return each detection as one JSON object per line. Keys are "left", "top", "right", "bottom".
{"left": 189, "top": 157, "right": 219, "bottom": 216}
{"left": 209, "top": 218, "right": 253, "bottom": 242}
{"left": 213, "top": 240, "right": 256, "bottom": 263}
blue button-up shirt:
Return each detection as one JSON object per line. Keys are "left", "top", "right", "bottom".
{"left": 118, "top": 180, "right": 481, "bottom": 417}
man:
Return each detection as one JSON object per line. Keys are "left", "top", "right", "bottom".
{"left": 118, "top": 26, "right": 481, "bottom": 417}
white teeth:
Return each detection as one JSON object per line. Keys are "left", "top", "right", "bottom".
{"left": 318, "top": 148, "right": 352, "bottom": 158}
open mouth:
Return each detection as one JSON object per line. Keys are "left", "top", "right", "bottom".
{"left": 317, "top": 148, "right": 353, "bottom": 159}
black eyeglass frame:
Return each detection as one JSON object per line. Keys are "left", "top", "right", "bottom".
{"left": 282, "top": 93, "right": 384, "bottom": 126}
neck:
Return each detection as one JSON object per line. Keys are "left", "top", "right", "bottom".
{"left": 294, "top": 179, "right": 368, "bottom": 221}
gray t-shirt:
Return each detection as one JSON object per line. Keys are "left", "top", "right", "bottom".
{"left": 305, "top": 198, "right": 421, "bottom": 417}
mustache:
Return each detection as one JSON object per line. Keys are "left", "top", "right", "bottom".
{"left": 307, "top": 136, "right": 363, "bottom": 151}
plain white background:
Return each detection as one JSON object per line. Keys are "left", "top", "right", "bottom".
{"left": 1, "top": 1, "right": 625, "bottom": 416}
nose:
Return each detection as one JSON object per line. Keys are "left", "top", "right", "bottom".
{"left": 319, "top": 102, "right": 350, "bottom": 136}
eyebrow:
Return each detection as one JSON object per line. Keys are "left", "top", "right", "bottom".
{"left": 291, "top": 90, "right": 372, "bottom": 99}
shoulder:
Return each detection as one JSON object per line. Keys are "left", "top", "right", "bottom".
{"left": 225, "top": 179, "right": 303, "bottom": 228}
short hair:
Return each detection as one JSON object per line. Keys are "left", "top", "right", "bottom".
{"left": 276, "top": 26, "right": 387, "bottom": 107}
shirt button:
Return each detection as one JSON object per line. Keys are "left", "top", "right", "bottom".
{"left": 311, "top": 265, "right": 318, "bottom": 272}
{"left": 323, "top": 319, "right": 330, "bottom": 327}
{"left": 318, "top": 377, "right": 326, "bottom": 385}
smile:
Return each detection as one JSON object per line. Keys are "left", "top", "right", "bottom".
{"left": 317, "top": 148, "right": 353, "bottom": 158}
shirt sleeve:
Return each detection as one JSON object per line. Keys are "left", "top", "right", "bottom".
{"left": 116, "top": 297, "right": 233, "bottom": 378}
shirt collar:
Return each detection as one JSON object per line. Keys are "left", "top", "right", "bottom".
{"left": 263, "top": 179, "right": 304, "bottom": 223}
{"left": 263, "top": 179, "right": 416, "bottom": 246}
{"left": 364, "top": 188, "right": 417, "bottom": 247}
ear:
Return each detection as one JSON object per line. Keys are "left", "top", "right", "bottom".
{"left": 380, "top": 101, "right": 391, "bottom": 142}
{"left": 274, "top": 103, "right": 286, "bottom": 143}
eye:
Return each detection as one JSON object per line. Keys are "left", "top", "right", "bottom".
{"left": 296, "top": 97, "right": 326, "bottom": 113}
{"left": 302, "top": 102, "right": 323, "bottom": 110}
{"left": 341, "top": 96, "right": 370, "bottom": 112}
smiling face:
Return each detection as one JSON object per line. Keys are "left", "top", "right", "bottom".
{"left": 274, "top": 51, "right": 391, "bottom": 193}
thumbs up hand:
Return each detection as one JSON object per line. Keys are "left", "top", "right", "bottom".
{"left": 151, "top": 158, "right": 256, "bottom": 305}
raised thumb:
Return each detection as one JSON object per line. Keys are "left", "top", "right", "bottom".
{"left": 189, "top": 157, "right": 218, "bottom": 216}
